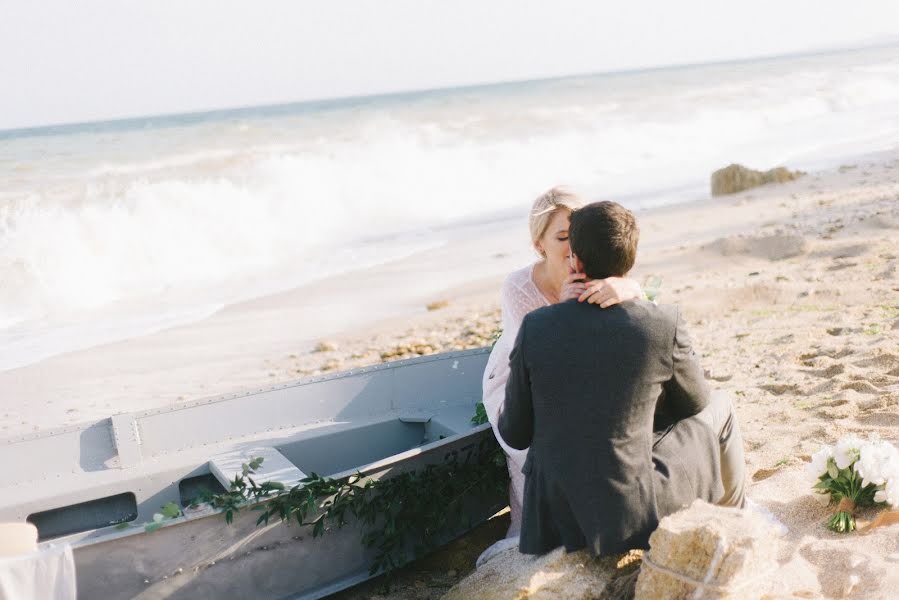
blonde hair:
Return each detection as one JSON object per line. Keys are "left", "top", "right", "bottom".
{"left": 529, "top": 187, "right": 585, "bottom": 255}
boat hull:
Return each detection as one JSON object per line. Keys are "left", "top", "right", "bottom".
{"left": 73, "top": 429, "right": 503, "bottom": 600}
{"left": 0, "top": 348, "right": 505, "bottom": 599}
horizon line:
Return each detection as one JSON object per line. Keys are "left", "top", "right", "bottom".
{"left": 3, "top": 39, "right": 898, "bottom": 139}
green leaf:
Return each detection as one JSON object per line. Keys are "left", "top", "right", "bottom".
{"left": 114, "top": 522, "right": 130, "bottom": 530}
{"left": 643, "top": 275, "right": 663, "bottom": 302}
{"left": 144, "top": 522, "right": 162, "bottom": 533}
{"left": 471, "top": 402, "right": 489, "bottom": 426}
{"left": 160, "top": 501, "right": 181, "bottom": 519}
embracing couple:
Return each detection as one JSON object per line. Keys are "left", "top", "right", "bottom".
{"left": 482, "top": 188, "right": 745, "bottom": 556}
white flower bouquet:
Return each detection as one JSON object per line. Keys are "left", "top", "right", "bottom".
{"left": 805, "top": 434, "right": 899, "bottom": 532}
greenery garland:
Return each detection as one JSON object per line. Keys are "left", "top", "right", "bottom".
{"left": 194, "top": 411, "right": 507, "bottom": 577}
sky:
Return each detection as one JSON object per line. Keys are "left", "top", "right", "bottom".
{"left": 2, "top": 0, "right": 899, "bottom": 131}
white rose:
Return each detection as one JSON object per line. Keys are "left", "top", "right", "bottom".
{"left": 855, "top": 437, "right": 899, "bottom": 488}
{"left": 876, "top": 477, "right": 899, "bottom": 508}
{"left": 805, "top": 446, "right": 833, "bottom": 487}
{"left": 833, "top": 434, "right": 865, "bottom": 470}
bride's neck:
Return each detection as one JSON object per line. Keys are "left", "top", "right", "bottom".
{"left": 533, "top": 260, "right": 559, "bottom": 303}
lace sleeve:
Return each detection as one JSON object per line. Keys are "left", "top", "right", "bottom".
{"left": 500, "top": 272, "right": 539, "bottom": 344}
{"left": 482, "top": 267, "right": 547, "bottom": 427}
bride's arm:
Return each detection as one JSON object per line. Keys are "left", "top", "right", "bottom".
{"left": 483, "top": 275, "right": 538, "bottom": 424}
{"left": 570, "top": 276, "right": 643, "bottom": 308}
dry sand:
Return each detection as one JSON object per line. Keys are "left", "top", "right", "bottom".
{"left": 1, "top": 148, "right": 897, "bottom": 598}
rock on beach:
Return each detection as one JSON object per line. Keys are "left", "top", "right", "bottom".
{"left": 711, "top": 164, "right": 805, "bottom": 195}
{"left": 635, "top": 500, "right": 782, "bottom": 599}
{"left": 442, "top": 545, "right": 641, "bottom": 600}
{"left": 443, "top": 501, "right": 783, "bottom": 600}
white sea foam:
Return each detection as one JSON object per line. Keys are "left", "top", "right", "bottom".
{"left": 2, "top": 45, "right": 898, "bottom": 370}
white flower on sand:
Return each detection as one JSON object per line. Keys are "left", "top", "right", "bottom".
{"left": 833, "top": 434, "right": 865, "bottom": 470}
{"left": 874, "top": 477, "right": 899, "bottom": 508}
{"left": 854, "top": 436, "right": 899, "bottom": 488}
{"left": 805, "top": 446, "right": 833, "bottom": 486}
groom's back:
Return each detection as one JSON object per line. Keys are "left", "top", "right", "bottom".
{"left": 522, "top": 298, "right": 677, "bottom": 444}
{"left": 515, "top": 298, "right": 685, "bottom": 552}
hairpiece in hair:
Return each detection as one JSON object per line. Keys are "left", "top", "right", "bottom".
{"left": 531, "top": 205, "right": 557, "bottom": 218}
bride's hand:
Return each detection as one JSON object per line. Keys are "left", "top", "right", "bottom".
{"left": 578, "top": 277, "right": 643, "bottom": 308}
{"left": 559, "top": 270, "right": 588, "bottom": 302}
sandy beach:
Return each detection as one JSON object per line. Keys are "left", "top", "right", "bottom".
{"left": 334, "top": 151, "right": 896, "bottom": 598}
{"left": 2, "top": 148, "right": 897, "bottom": 597}
{"left": 333, "top": 152, "right": 897, "bottom": 599}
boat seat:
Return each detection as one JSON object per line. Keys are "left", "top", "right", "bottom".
{"left": 209, "top": 446, "right": 306, "bottom": 491}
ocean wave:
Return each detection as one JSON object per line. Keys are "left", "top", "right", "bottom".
{"left": 2, "top": 45, "right": 899, "bottom": 366}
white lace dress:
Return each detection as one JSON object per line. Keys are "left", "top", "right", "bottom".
{"left": 482, "top": 264, "right": 551, "bottom": 537}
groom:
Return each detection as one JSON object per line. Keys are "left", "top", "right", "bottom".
{"left": 498, "top": 201, "right": 745, "bottom": 555}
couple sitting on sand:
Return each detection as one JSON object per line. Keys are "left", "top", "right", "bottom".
{"left": 482, "top": 188, "right": 746, "bottom": 556}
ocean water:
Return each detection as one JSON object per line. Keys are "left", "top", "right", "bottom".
{"left": 2, "top": 45, "right": 899, "bottom": 371}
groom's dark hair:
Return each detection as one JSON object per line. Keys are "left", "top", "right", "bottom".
{"left": 569, "top": 201, "right": 639, "bottom": 279}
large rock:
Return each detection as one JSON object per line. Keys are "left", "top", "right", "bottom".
{"left": 634, "top": 500, "right": 782, "bottom": 599}
{"left": 710, "top": 164, "right": 805, "bottom": 196}
{"left": 441, "top": 545, "right": 641, "bottom": 600}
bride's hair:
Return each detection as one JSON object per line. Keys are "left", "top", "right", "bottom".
{"left": 529, "top": 187, "right": 584, "bottom": 255}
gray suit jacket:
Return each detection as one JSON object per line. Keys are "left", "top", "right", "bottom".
{"left": 498, "top": 299, "right": 723, "bottom": 555}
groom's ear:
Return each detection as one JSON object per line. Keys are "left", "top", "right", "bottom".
{"left": 570, "top": 253, "right": 585, "bottom": 274}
